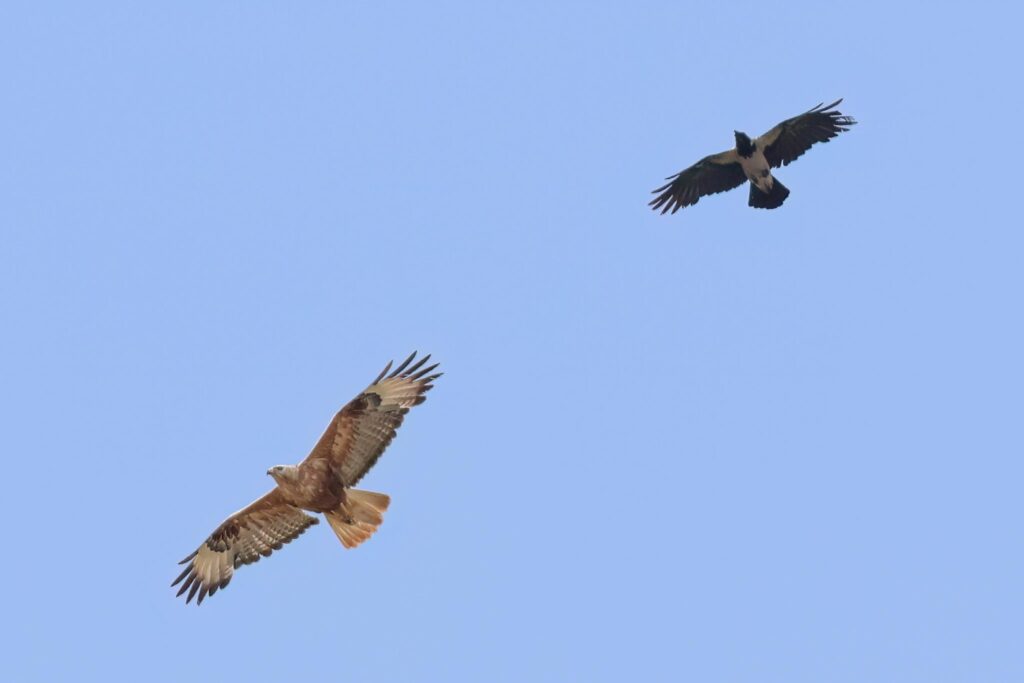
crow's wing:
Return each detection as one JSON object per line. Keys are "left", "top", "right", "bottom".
{"left": 756, "top": 99, "right": 856, "bottom": 168}
{"left": 650, "top": 150, "right": 746, "bottom": 214}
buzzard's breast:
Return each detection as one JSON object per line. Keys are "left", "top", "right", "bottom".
{"left": 278, "top": 460, "right": 344, "bottom": 512}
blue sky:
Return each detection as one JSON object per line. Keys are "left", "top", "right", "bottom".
{"left": 2, "top": 2, "right": 1022, "bottom": 681}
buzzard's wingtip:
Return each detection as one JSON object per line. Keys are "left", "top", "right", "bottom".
{"left": 411, "top": 362, "right": 440, "bottom": 381}
{"left": 171, "top": 564, "right": 191, "bottom": 587}
{"left": 176, "top": 570, "right": 196, "bottom": 597}
{"left": 372, "top": 360, "right": 394, "bottom": 385}
{"left": 406, "top": 353, "right": 431, "bottom": 375}
{"left": 388, "top": 351, "right": 418, "bottom": 379}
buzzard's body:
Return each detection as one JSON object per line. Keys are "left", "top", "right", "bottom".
{"left": 172, "top": 352, "right": 441, "bottom": 605}
{"left": 650, "top": 99, "right": 856, "bottom": 213}
{"left": 273, "top": 457, "right": 346, "bottom": 512}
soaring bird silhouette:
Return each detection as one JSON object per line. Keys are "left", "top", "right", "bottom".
{"left": 650, "top": 100, "right": 856, "bottom": 213}
{"left": 171, "top": 352, "right": 441, "bottom": 605}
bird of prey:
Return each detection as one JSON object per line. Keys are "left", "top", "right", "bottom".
{"left": 171, "top": 352, "right": 441, "bottom": 605}
{"left": 649, "top": 99, "right": 856, "bottom": 213}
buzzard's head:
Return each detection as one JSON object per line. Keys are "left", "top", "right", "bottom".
{"left": 734, "top": 130, "right": 754, "bottom": 157}
{"left": 267, "top": 464, "right": 298, "bottom": 483}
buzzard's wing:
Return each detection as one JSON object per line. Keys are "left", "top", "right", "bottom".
{"left": 756, "top": 99, "right": 856, "bottom": 168}
{"left": 171, "top": 489, "right": 318, "bottom": 605}
{"left": 302, "top": 352, "right": 441, "bottom": 487}
{"left": 649, "top": 150, "right": 746, "bottom": 214}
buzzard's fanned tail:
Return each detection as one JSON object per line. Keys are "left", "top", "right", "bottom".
{"left": 325, "top": 489, "right": 392, "bottom": 549}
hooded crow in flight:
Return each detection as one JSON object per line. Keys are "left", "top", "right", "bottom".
{"left": 649, "top": 99, "right": 856, "bottom": 213}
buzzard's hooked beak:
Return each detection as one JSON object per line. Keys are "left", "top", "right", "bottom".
{"left": 266, "top": 468, "right": 273, "bottom": 476}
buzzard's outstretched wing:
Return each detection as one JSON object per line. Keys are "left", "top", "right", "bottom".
{"left": 756, "top": 99, "right": 856, "bottom": 168}
{"left": 649, "top": 150, "right": 746, "bottom": 214}
{"left": 171, "top": 490, "right": 318, "bottom": 605}
{"left": 302, "top": 352, "right": 441, "bottom": 487}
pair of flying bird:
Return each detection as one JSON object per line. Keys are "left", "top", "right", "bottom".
{"left": 174, "top": 100, "right": 856, "bottom": 605}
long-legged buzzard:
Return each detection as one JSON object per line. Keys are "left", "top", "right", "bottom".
{"left": 171, "top": 352, "right": 441, "bottom": 605}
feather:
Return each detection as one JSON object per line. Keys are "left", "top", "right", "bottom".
{"left": 650, "top": 150, "right": 746, "bottom": 213}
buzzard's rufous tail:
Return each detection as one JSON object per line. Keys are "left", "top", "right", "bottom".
{"left": 325, "top": 489, "right": 391, "bottom": 549}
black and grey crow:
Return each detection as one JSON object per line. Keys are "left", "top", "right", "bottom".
{"left": 649, "top": 99, "right": 856, "bottom": 213}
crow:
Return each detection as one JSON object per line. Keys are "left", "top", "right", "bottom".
{"left": 650, "top": 99, "right": 856, "bottom": 213}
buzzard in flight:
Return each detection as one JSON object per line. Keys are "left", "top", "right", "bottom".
{"left": 172, "top": 352, "right": 441, "bottom": 605}
{"left": 649, "top": 99, "right": 856, "bottom": 212}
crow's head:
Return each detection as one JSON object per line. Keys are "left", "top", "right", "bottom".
{"left": 734, "top": 131, "right": 754, "bottom": 157}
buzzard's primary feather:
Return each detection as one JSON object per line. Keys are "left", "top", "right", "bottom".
{"left": 171, "top": 490, "right": 318, "bottom": 605}
{"left": 303, "top": 351, "right": 441, "bottom": 487}
{"left": 172, "top": 352, "right": 440, "bottom": 605}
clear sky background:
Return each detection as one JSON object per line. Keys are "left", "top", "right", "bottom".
{"left": 2, "top": 2, "right": 1022, "bottom": 681}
